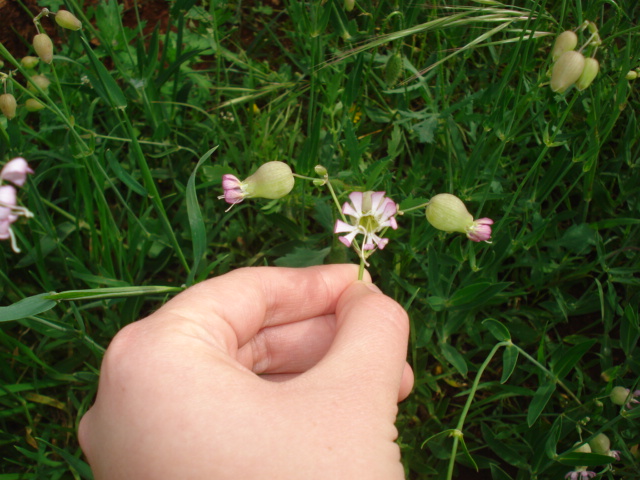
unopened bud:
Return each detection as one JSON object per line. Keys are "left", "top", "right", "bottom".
{"left": 589, "top": 433, "right": 610, "bottom": 455}
{"left": 243, "top": 161, "right": 295, "bottom": 199}
{"left": 574, "top": 442, "right": 591, "bottom": 454}
{"left": 551, "top": 51, "right": 585, "bottom": 93}
{"left": 33, "top": 33, "right": 54, "bottom": 64}
{"left": 21, "top": 56, "right": 39, "bottom": 69}
{"left": 385, "top": 52, "right": 404, "bottom": 87}
{"left": 0, "top": 93, "right": 17, "bottom": 119}
{"left": 25, "top": 98, "right": 45, "bottom": 112}
{"left": 344, "top": 0, "right": 355, "bottom": 12}
{"left": 551, "top": 31, "right": 578, "bottom": 61}
{"left": 576, "top": 58, "right": 599, "bottom": 91}
{"left": 55, "top": 10, "right": 82, "bottom": 30}
{"left": 27, "top": 75, "right": 51, "bottom": 95}
{"left": 314, "top": 165, "right": 328, "bottom": 176}
{"left": 587, "top": 21, "right": 598, "bottom": 34}
{"left": 626, "top": 71, "right": 638, "bottom": 80}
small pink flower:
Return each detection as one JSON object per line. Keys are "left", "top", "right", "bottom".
{"left": 334, "top": 191, "right": 398, "bottom": 252}
{"left": 467, "top": 217, "right": 493, "bottom": 242}
{"left": 609, "top": 450, "right": 621, "bottom": 461}
{"left": 565, "top": 470, "right": 596, "bottom": 480}
{"left": 220, "top": 174, "right": 245, "bottom": 204}
{"left": 1, "top": 158, "right": 34, "bottom": 187}
{"left": 0, "top": 183, "right": 34, "bottom": 253}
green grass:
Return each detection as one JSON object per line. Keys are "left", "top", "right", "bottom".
{"left": 1, "top": 0, "right": 639, "bottom": 478}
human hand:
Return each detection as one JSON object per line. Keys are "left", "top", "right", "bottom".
{"left": 78, "top": 264, "right": 413, "bottom": 479}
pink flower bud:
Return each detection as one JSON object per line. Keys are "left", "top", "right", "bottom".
{"left": 1, "top": 158, "right": 34, "bottom": 187}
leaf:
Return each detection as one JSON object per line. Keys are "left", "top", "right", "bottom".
{"left": 0, "top": 293, "right": 56, "bottom": 323}
{"left": 527, "top": 381, "right": 556, "bottom": 426}
{"left": 274, "top": 247, "right": 331, "bottom": 268}
{"left": 501, "top": 345, "right": 518, "bottom": 384}
{"left": 440, "top": 343, "right": 468, "bottom": 376}
{"left": 37, "top": 439, "right": 94, "bottom": 479}
{"left": 105, "top": 150, "right": 147, "bottom": 196}
{"left": 552, "top": 339, "right": 597, "bottom": 380}
{"left": 44, "top": 286, "right": 182, "bottom": 301}
{"left": 448, "top": 282, "right": 511, "bottom": 309}
{"left": 620, "top": 304, "right": 639, "bottom": 356}
{"left": 556, "top": 452, "right": 615, "bottom": 467}
{"left": 489, "top": 464, "right": 515, "bottom": 480}
{"left": 80, "top": 37, "right": 127, "bottom": 108}
{"left": 412, "top": 115, "right": 439, "bottom": 143}
{"left": 483, "top": 318, "right": 511, "bottom": 341}
{"left": 186, "top": 146, "right": 218, "bottom": 286}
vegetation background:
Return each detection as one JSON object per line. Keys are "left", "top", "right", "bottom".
{"left": 0, "top": 0, "right": 639, "bottom": 478}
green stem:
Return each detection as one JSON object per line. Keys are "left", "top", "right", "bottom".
{"left": 398, "top": 202, "right": 430, "bottom": 215}
{"left": 446, "top": 341, "right": 509, "bottom": 480}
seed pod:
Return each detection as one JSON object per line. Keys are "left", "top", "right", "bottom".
{"left": 589, "top": 434, "right": 611, "bottom": 455}
{"left": 551, "top": 31, "right": 578, "bottom": 61}
{"left": 33, "top": 33, "right": 54, "bottom": 64}
{"left": 55, "top": 10, "right": 82, "bottom": 30}
{"left": 425, "top": 193, "right": 474, "bottom": 234}
{"left": 344, "top": 0, "right": 355, "bottom": 12}
{"left": 27, "top": 75, "right": 51, "bottom": 95}
{"left": 576, "top": 58, "right": 599, "bottom": 91}
{"left": 0, "top": 94, "right": 18, "bottom": 119}
{"left": 626, "top": 71, "right": 638, "bottom": 80}
{"left": 21, "top": 56, "right": 39, "bottom": 69}
{"left": 610, "top": 386, "right": 630, "bottom": 405}
{"left": 243, "top": 161, "right": 295, "bottom": 200}
{"left": 26, "top": 98, "right": 45, "bottom": 112}
{"left": 550, "top": 51, "right": 585, "bottom": 93}
{"left": 385, "top": 52, "right": 404, "bottom": 87}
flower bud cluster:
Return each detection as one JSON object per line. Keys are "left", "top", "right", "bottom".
{"left": 0, "top": 9, "right": 82, "bottom": 120}
{"left": 549, "top": 25, "right": 601, "bottom": 93}
{"left": 0, "top": 158, "right": 34, "bottom": 253}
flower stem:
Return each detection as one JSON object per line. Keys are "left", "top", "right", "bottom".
{"left": 358, "top": 258, "right": 365, "bottom": 280}
{"left": 398, "top": 202, "right": 430, "bottom": 215}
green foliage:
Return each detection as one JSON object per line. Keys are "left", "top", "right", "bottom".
{"left": 1, "top": 0, "right": 639, "bottom": 478}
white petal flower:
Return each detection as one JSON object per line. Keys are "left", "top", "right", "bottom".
{"left": 334, "top": 191, "right": 398, "bottom": 258}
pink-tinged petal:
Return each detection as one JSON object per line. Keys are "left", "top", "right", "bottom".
{"left": 476, "top": 217, "right": 494, "bottom": 226}
{"left": 334, "top": 219, "right": 356, "bottom": 234}
{"left": 582, "top": 472, "right": 596, "bottom": 480}
{"left": 369, "top": 191, "right": 386, "bottom": 212}
{"left": 0, "top": 185, "right": 17, "bottom": 221}
{"left": 223, "top": 189, "right": 244, "bottom": 204}
{"left": 338, "top": 230, "right": 359, "bottom": 247}
{"left": 347, "top": 191, "right": 363, "bottom": 214}
{"left": 0, "top": 158, "right": 33, "bottom": 187}
{"left": 342, "top": 201, "right": 360, "bottom": 218}
{"left": 565, "top": 472, "right": 578, "bottom": 480}
{"left": 376, "top": 237, "right": 389, "bottom": 249}
{"left": 0, "top": 219, "right": 11, "bottom": 240}
{"left": 609, "top": 450, "right": 620, "bottom": 460}
{"left": 387, "top": 216, "right": 398, "bottom": 230}
{"left": 467, "top": 217, "right": 493, "bottom": 242}
{"left": 221, "top": 174, "right": 242, "bottom": 190}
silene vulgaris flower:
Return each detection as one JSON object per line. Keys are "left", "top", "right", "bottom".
{"left": 425, "top": 193, "right": 494, "bottom": 243}
{"left": 0, "top": 157, "right": 34, "bottom": 253}
{"left": 334, "top": 191, "right": 398, "bottom": 262}
{"left": 564, "top": 443, "right": 596, "bottom": 480}
{"left": 219, "top": 161, "right": 295, "bottom": 210}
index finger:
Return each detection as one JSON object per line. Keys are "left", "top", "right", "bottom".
{"left": 156, "top": 264, "right": 368, "bottom": 352}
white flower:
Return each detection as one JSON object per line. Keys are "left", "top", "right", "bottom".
{"left": 334, "top": 191, "right": 398, "bottom": 254}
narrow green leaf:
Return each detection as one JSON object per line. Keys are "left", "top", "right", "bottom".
{"left": 440, "top": 343, "right": 468, "bottom": 376}
{"left": 80, "top": 37, "right": 127, "bottom": 108}
{"left": 105, "top": 150, "right": 147, "bottom": 196}
{"left": 186, "top": 146, "right": 218, "bottom": 286}
{"left": 273, "top": 247, "right": 331, "bottom": 268}
{"left": 620, "top": 304, "right": 639, "bottom": 356}
{"left": 552, "top": 339, "right": 597, "bottom": 380}
{"left": 527, "top": 381, "right": 556, "bottom": 426}
{"left": 489, "top": 464, "right": 515, "bottom": 480}
{"left": 44, "top": 286, "right": 182, "bottom": 301}
{"left": 544, "top": 416, "right": 563, "bottom": 459}
{"left": 556, "top": 452, "right": 615, "bottom": 467}
{"left": 0, "top": 293, "right": 56, "bottom": 323}
{"left": 501, "top": 345, "right": 518, "bottom": 384}
{"left": 483, "top": 318, "right": 511, "bottom": 341}
{"left": 37, "top": 439, "right": 94, "bottom": 479}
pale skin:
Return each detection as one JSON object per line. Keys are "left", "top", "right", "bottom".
{"left": 78, "top": 264, "right": 414, "bottom": 479}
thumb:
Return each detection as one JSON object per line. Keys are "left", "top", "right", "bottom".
{"left": 315, "top": 281, "right": 411, "bottom": 407}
